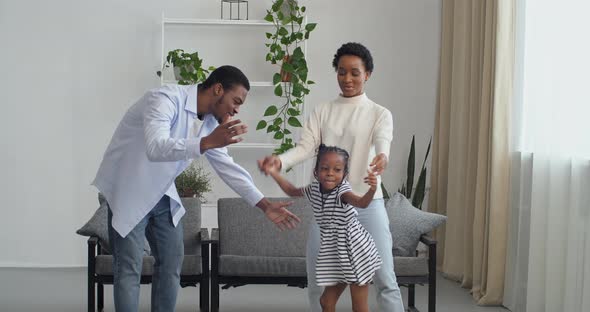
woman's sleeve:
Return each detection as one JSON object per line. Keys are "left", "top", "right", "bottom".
{"left": 373, "top": 109, "right": 394, "bottom": 158}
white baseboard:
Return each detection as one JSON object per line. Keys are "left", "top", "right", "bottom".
{"left": 0, "top": 263, "right": 84, "bottom": 269}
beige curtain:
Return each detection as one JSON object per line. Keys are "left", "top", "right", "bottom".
{"left": 429, "top": 0, "right": 514, "bottom": 305}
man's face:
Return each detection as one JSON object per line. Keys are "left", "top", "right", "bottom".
{"left": 212, "top": 84, "right": 248, "bottom": 123}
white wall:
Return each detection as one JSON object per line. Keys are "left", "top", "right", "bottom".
{"left": 0, "top": 0, "right": 440, "bottom": 267}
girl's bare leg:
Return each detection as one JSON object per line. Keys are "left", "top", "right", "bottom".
{"left": 319, "top": 283, "right": 347, "bottom": 312}
{"left": 350, "top": 283, "right": 370, "bottom": 312}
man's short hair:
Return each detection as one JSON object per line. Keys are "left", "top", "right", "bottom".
{"left": 200, "top": 65, "right": 250, "bottom": 91}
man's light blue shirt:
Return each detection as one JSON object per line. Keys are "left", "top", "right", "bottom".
{"left": 92, "top": 84, "right": 264, "bottom": 237}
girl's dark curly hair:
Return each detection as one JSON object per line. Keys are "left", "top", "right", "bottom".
{"left": 332, "top": 42, "right": 374, "bottom": 73}
{"left": 314, "top": 144, "right": 350, "bottom": 178}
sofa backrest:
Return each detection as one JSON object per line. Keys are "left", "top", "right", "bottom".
{"left": 217, "top": 197, "right": 313, "bottom": 257}
{"left": 181, "top": 197, "right": 202, "bottom": 256}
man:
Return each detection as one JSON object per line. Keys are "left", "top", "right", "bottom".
{"left": 93, "top": 65, "right": 300, "bottom": 311}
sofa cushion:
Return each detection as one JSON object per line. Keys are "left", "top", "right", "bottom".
{"left": 386, "top": 192, "right": 447, "bottom": 257}
{"left": 76, "top": 193, "right": 111, "bottom": 251}
{"left": 393, "top": 256, "right": 429, "bottom": 276}
{"left": 95, "top": 254, "right": 202, "bottom": 276}
{"left": 219, "top": 255, "right": 306, "bottom": 277}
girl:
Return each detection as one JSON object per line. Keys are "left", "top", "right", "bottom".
{"left": 266, "top": 144, "right": 382, "bottom": 312}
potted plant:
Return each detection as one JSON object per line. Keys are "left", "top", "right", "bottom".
{"left": 256, "top": 0, "right": 317, "bottom": 154}
{"left": 156, "top": 49, "right": 216, "bottom": 85}
{"left": 382, "top": 135, "right": 432, "bottom": 209}
{"left": 175, "top": 161, "right": 212, "bottom": 210}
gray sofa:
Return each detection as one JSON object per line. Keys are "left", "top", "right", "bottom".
{"left": 211, "top": 197, "right": 437, "bottom": 312}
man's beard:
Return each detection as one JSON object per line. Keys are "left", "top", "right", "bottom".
{"left": 213, "top": 97, "right": 224, "bottom": 123}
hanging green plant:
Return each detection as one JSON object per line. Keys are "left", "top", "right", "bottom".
{"left": 156, "top": 49, "right": 216, "bottom": 85}
{"left": 256, "top": 0, "right": 317, "bottom": 154}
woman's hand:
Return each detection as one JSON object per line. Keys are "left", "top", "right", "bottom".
{"left": 369, "top": 153, "right": 388, "bottom": 175}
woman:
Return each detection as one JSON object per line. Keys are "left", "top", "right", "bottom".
{"left": 258, "top": 42, "right": 404, "bottom": 312}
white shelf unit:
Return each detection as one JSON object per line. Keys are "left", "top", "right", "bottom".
{"left": 161, "top": 14, "right": 311, "bottom": 204}
{"left": 162, "top": 80, "right": 274, "bottom": 87}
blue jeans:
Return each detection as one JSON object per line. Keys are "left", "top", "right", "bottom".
{"left": 107, "top": 196, "right": 184, "bottom": 312}
{"left": 306, "top": 198, "right": 405, "bottom": 312}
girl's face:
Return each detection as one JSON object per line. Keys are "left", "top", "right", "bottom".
{"left": 315, "top": 152, "right": 346, "bottom": 192}
{"left": 336, "top": 55, "right": 371, "bottom": 98}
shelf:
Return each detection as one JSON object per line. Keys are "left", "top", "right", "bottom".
{"left": 163, "top": 18, "right": 273, "bottom": 26}
{"left": 227, "top": 143, "right": 277, "bottom": 149}
{"left": 162, "top": 80, "right": 273, "bottom": 87}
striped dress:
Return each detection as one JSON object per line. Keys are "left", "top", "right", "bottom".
{"left": 303, "top": 180, "right": 382, "bottom": 286}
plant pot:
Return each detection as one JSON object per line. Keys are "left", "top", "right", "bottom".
{"left": 280, "top": 0, "right": 298, "bottom": 17}
{"left": 280, "top": 55, "right": 292, "bottom": 82}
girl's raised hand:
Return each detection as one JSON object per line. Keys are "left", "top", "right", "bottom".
{"left": 364, "top": 170, "right": 378, "bottom": 190}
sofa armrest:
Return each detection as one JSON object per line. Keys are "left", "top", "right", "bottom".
{"left": 88, "top": 236, "right": 98, "bottom": 246}
{"left": 420, "top": 235, "right": 437, "bottom": 246}
{"left": 200, "top": 228, "right": 210, "bottom": 243}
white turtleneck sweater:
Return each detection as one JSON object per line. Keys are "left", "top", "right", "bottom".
{"left": 279, "top": 93, "right": 393, "bottom": 199}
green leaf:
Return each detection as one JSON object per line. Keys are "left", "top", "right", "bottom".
{"left": 307, "top": 80, "right": 315, "bottom": 85}
{"left": 256, "top": 120, "right": 267, "bottom": 130}
{"left": 288, "top": 117, "right": 302, "bottom": 127}
{"left": 273, "top": 73, "right": 282, "bottom": 85}
{"left": 287, "top": 108, "right": 299, "bottom": 116}
{"left": 274, "top": 85, "right": 283, "bottom": 96}
{"left": 264, "top": 105, "right": 278, "bottom": 116}
{"left": 305, "top": 23, "right": 317, "bottom": 32}
{"left": 273, "top": 117, "right": 282, "bottom": 125}
{"left": 381, "top": 183, "right": 390, "bottom": 199}
{"left": 274, "top": 131, "right": 284, "bottom": 140}
{"left": 266, "top": 53, "right": 272, "bottom": 62}
{"left": 278, "top": 27, "right": 288, "bottom": 36}
{"left": 265, "top": 32, "right": 273, "bottom": 39}
{"left": 292, "top": 47, "right": 304, "bottom": 61}
{"left": 301, "top": 6, "right": 306, "bottom": 12}
{"left": 283, "top": 128, "right": 292, "bottom": 134}
{"left": 264, "top": 14, "right": 274, "bottom": 22}
{"left": 406, "top": 136, "right": 416, "bottom": 199}
{"left": 266, "top": 125, "right": 274, "bottom": 133}
{"left": 282, "top": 62, "right": 294, "bottom": 73}
{"left": 412, "top": 167, "right": 427, "bottom": 209}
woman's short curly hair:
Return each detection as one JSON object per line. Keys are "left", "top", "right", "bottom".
{"left": 332, "top": 42, "right": 374, "bottom": 73}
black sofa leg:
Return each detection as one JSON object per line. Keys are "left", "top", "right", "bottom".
{"left": 97, "top": 282, "right": 104, "bottom": 311}
{"left": 200, "top": 238, "right": 210, "bottom": 312}
{"left": 211, "top": 244, "right": 219, "bottom": 312}
{"left": 428, "top": 241, "right": 437, "bottom": 312}
{"left": 408, "top": 284, "right": 416, "bottom": 308}
{"left": 88, "top": 243, "right": 96, "bottom": 312}
{"left": 88, "top": 278, "right": 95, "bottom": 312}
{"left": 428, "top": 275, "right": 436, "bottom": 312}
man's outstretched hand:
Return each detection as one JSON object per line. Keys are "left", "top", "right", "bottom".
{"left": 257, "top": 199, "right": 300, "bottom": 230}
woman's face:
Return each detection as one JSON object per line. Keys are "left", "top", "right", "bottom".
{"left": 336, "top": 55, "right": 371, "bottom": 97}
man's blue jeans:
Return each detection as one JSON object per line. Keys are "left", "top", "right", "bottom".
{"left": 107, "top": 196, "right": 184, "bottom": 312}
